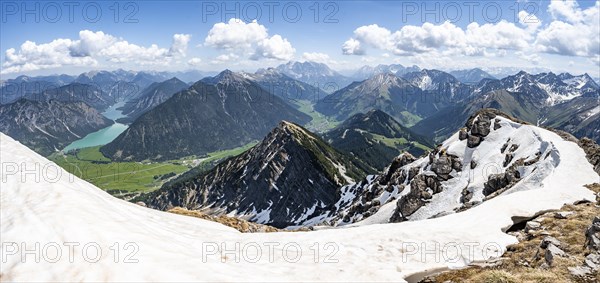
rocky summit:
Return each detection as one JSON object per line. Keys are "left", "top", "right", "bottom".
{"left": 144, "top": 121, "right": 366, "bottom": 228}
{"left": 296, "top": 108, "right": 597, "bottom": 227}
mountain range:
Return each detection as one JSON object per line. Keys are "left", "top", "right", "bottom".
{"left": 352, "top": 64, "right": 421, "bottom": 80}
{"left": 139, "top": 108, "right": 599, "bottom": 229}
{"left": 322, "top": 109, "right": 432, "bottom": 171}
{"left": 243, "top": 67, "right": 328, "bottom": 107}
{"left": 412, "top": 71, "right": 600, "bottom": 143}
{"left": 117, "top": 77, "right": 188, "bottom": 124}
{"left": 144, "top": 121, "right": 367, "bottom": 227}
{"left": 1, "top": 64, "right": 598, "bottom": 163}
{"left": 274, "top": 61, "right": 353, "bottom": 93}
{"left": 100, "top": 71, "right": 311, "bottom": 161}
{"left": 0, "top": 99, "right": 112, "bottom": 155}
{"left": 314, "top": 70, "right": 471, "bottom": 126}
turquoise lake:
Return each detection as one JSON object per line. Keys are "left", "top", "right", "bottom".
{"left": 62, "top": 101, "right": 129, "bottom": 152}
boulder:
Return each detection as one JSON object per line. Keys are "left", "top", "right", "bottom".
{"left": 460, "top": 187, "right": 473, "bottom": 204}
{"left": 584, "top": 253, "right": 599, "bottom": 270}
{"left": 544, "top": 244, "right": 566, "bottom": 266}
{"left": 569, "top": 266, "right": 593, "bottom": 277}
{"left": 483, "top": 166, "right": 521, "bottom": 196}
{"left": 451, "top": 158, "right": 462, "bottom": 172}
{"left": 467, "top": 135, "right": 482, "bottom": 148}
{"left": 431, "top": 156, "right": 453, "bottom": 177}
{"left": 459, "top": 129, "right": 468, "bottom": 141}
{"left": 585, "top": 216, "right": 600, "bottom": 251}
{"left": 525, "top": 221, "right": 541, "bottom": 232}
{"left": 470, "top": 116, "right": 491, "bottom": 137}
{"left": 408, "top": 166, "right": 420, "bottom": 181}
{"left": 493, "top": 118, "right": 502, "bottom": 130}
{"left": 540, "top": 236, "right": 561, "bottom": 249}
{"left": 378, "top": 153, "right": 416, "bottom": 185}
{"left": 483, "top": 173, "right": 508, "bottom": 196}
{"left": 509, "top": 144, "right": 519, "bottom": 152}
{"left": 392, "top": 174, "right": 443, "bottom": 221}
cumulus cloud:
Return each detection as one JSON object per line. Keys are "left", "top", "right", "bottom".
{"left": 170, "top": 34, "right": 191, "bottom": 56}
{"left": 548, "top": 0, "right": 585, "bottom": 23}
{"left": 354, "top": 24, "right": 394, "bottom": 50}
{"left": 518, "top": 11, "right": 542, "bottom": 32}
{"left": 343, "top": 20, "right": 533, "bottom": 57}
{"left": 2, "top": 30, "right": 191, "bottom": 74}
{"left": 301, "top": 52, "right": 331, "bottom": 63}
{"left": 342, "top": 0, "right": 599, "bottom": 61}
{"left": 204, "top": 18, "right": 295, "bottom": 61}
{"left": 342, "top": 38, "right": 364, "bottom": 55}
{"left": 253, "top": 35, "right": 295, "bottom": 60}
{"left": 535, "top": 1, "right": 599, "bottom": 57}
{"left": 465, "top": 21, "right": 532, "bottom": 50}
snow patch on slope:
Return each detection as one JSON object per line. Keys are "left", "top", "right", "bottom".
{"left": 0, "top": 130, "right": 597, "bottom": 282}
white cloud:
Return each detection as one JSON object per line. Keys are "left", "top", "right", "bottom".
{"left": 535, "top": 1, "right": 599, "bottom": 57}
{"left": 465, "top": 21, "right": 531, "bottom": 50}
{"left": 342, "top": 0, "right": 599, "bottom": 61}
{"left": 342, "top": 38, "right": 364, "bottom": 55}
{"left": 253, "top": 35, "right": 295, "bottom": 61}
{"left": 187, "top": 57, "right": 202, "bottom": 66}
{"left": 343, "top": 20, "right": 531, "bottom": 57}
{"left": 170, "top": 34, "right": 191, "bottom": 56}
{"left": 2, "top": 30, "right": 191, "bottom": 74}
{"left": 301, "top": 52, "right": 330, "bottom": 63}
{"left": 210, "top": 53, "right": 240, "bottom": 64}
{"left": 548, "top": 0, "right": 584, "bottom": 23}
{"left": 204, "top": 18, "right": 268, "bottom": 49}
{"left": 354, "top": 24, "right": 393, "bottom": 50}
{"left": 391, "top": 21, "right": 467, "bottom": 54}
{"left": 3, "top": 39, "right": 97, "bottom": 74}
{"left": 518, "top": 10, "right": 542, "bottom": 32}
{"left": 204, "top": 18, "right": 295, "bottom": 61}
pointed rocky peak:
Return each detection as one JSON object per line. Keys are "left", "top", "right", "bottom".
{"left": 270, "top": 120, "right": 322, "bottom": 148}
{"left": 516, "top": 70, "right": 530, "bottom": 76}
{"left": 146, "top": 118, "right": 366, "bottom": 227}
{"left": 163, "top": 77, "right": 185, "bottom": 85}
{"left": 215, "top": 69, "right": 238, "bottom": 79}
{"left": 201, "top": 69, "right": 250, "bottom": 86}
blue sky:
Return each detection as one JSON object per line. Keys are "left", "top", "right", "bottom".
{"left": 1, "top": 0, "right": 599, "bottom": 78}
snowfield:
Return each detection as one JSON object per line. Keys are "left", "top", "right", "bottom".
{"left": 0, "top": 126, "right": 597, "bottom": 282}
